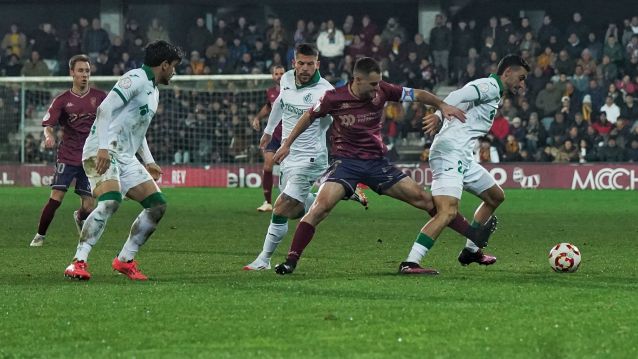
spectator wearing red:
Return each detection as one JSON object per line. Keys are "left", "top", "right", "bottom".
{"left": 592, "top": 112, "right": 613, "bottom": 135}
{"left": 489, "top": 112, "right": 509, "bottom": 142}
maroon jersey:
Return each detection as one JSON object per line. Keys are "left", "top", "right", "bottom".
{"left": 266, "top": 86, "right": 282, "bottom": 140}
{"left": 42, "top": 88, "right": 107, "bottom": 166}
{"left": 308, "top": 81, "right": 404, "bottom": 159}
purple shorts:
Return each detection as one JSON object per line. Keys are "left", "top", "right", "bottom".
{"left": 264, "top": 137, "right": 281, "bottom": 153}
{"left": 51, "top": 162, "right": 92, "bottom": 197}
{"left": 321, "top": 157, "right": 407, "bottom": 197}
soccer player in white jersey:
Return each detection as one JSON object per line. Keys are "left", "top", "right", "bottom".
{"left": 400, "top": 54, "right": 530, "bottom": 272}
{"left": 243, "top": 44, "right": 336, "bottom": 271}
{"left": 63, "top": 40, "right": 183, "bottom": 281}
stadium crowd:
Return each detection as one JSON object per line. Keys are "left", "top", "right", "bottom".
{"left": 2, "top": 11, "right": 638, "bottom": 163}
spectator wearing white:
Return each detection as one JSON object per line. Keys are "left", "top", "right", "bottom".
{"left": 600, "top": 95, "right": 621, "bottom": 124}
{"left": 316, "top": 19, "right": 345, "bottom": 66}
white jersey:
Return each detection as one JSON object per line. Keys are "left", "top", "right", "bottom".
{"left": 83, "top": 66, "right": 159, "bottom": 160}
{"left": 266, "top": 69, "right": 333, "bottom": 167}
{"left": 431, "top": 74, "right": 504, "bottom": 160}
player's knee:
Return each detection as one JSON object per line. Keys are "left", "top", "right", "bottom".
{"left": 148, "top": 203, "right": 167, "bottom": 221}
{"left": 489, "top": 188, "right": 505, "bottom": 207}
{"left": 141, "top": 192, "right": 167, "bottom": 220}
{"left": 97, "top": 191, "right": 122, "bottom": 214}
{"left": 437, "top": 206, "right": 457, "bottom": 224}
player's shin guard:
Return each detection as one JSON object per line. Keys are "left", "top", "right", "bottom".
{"left": 74, "top": 192, "right": 122, "bottom": 262}
{"left": 118, "top": 193, "right": 167, "bottom": 262}
{"left": 258, "top": 214, "right": 288, "bottom": 260}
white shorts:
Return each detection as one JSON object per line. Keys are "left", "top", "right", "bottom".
{"left": 429, "top": 154, "right": 496, "bottom": 199}
{"left": 279, "top": 161, "right": 326, "bottom": 203}
{"left": 83, "top": 154, "right": 153, "bottom": 195}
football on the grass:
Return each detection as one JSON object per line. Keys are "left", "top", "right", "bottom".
{"left": 548, "top": 243, "right": 581, "bottom": 272}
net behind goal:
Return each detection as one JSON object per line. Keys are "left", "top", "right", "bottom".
{"left": 0, "top": 74, "right": 277, "bottom": 188}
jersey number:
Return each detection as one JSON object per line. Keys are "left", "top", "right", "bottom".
{"left": 339, "top": 114, "right": 356, "bottom": 127}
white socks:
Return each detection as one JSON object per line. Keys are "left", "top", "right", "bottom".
{"left": 406, "top": 243, "right": 428, "bottom": 264}
{"left": 118, "top": 207, "right": 163, "bottom": 262}
{"left": 258, "top": 221, "right": 288, "bottom": 261}
{"left": 74, "top": 200, "right": 120, "bottom": 262}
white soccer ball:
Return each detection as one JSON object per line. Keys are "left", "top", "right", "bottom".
{"left": 548, "top": 243, "right": 581, "bottom": 272}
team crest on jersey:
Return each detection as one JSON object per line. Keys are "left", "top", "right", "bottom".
{"left": 479, "top": 83, "right": 490, "bottom": 94}
{"left": 90, "top": 97, "right": 97, "bottom": 107}
{"left": 303, "top": 93, "right": 313, "bottom": 104}
{"left": 118, "top": 77, "right": 132, "bottom": 89}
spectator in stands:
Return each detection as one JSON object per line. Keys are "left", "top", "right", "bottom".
{"left": 548, "top": 112, "right": 568, "bottom": 144}
{"left": 571, "top": 64, "right": 589, "bottom": 93}
{"left": 31, "top": 23, "right": 59, "bottom": 63}
{"left": 525, "top": 112, "right": 545, "bottom": 154}
{"left": 2, "top": 53, "right": 22, "bottom": 76}
{"left": 604, "top": 35, "right": 624, "bottom": 67}
{"left": 2, "top": 24, "right": 27, "bottom": 59}
{"left": 316, "top": 19, "right": 345, "bottom": 70}
{"left": 82, "top": 18, "right": 110, "bottom": 61}
{"left": 228, "top": 37, "right": 249, "bottom": 65}
{"left": 266, "top": 18, "right": 287, "bottom": 46}
{"left": 585, "top": 79, "right": 605, "bottom": 110}
{"left": 627, "top": 139, "right": 638, "bottom": 162}
{"left": 537, "top": 15, "right": 561, "bottom": 48}
{"left": 501, "top": 98, "right": 518, "bottom": 119}
{"left": 65, "top": 23, "right": 83, "bottom": 59}
{"left": 624, "top": 34, "right": 638, "bottom": 59}
{"left": 147, "top": 17, "right": 170, "bottom": 42}
{"left": 577, "top": 48, "right": 597, "bottom": 76}
{"left": 188, "top": 17, "right": 212, "bottom": 54}
{"left": 123, "top": 19, "right": 144, "bottom": 51}
{"left": 502, "top": 134, "right": 522, "bottom": 162}
{"left": 188, "top": 50, "right": 205, "bottom": 75}
{"left": 477, "top": 137, "right": 500, "bottom": 163}
{"left": 235, "top": 16, "right": 249, "bottom": 39}
{"left": 536, "top": 81, "right": 562, "bottom": 117}
{"left": 292, "top": 19, "right": 306, "bottom": 45}
{"left": 430, "top": 14, "right": 451, "bottom": 82}
{"left": 555, "top": 50, "right": 576, "bottom": 75}
{"left": 593, "top": 111, "right": 613, "bottom": 136}
{"left": 368, "top": 34, "right": 387, "bottom": 62}
{"left": 566, "top": 12, "right": 590, "bottom": 42}
{"left": 451, "top": 20, "right": 474, "bottom": 83}
{"left": 342, "top": 15, "right": 355, "bottom": 46}
{"left": 490, "top": 111, "right": 510, "bottom": 143}
{"left": 598, "top": 136, "right": 625, "bottom": 161}
{"left": 599, "top": 55, "right": 619, "bottom": 83}
{"left": 358, "top": 14, "right": 378, "bottom": 46}
{"left": 347, "top": 35, "right": 367, "bottom": 59}
{"left": 616, "top": 74, "right": 636, "bottom": 96}
{"left": 554, "top": 139, "right": 579, "bottom": 162}
{"left": 235, "top": 52, "right": 255, "bottom": 74}
{"left": 380, "top": 17, "right": 406, "bottom": 45}
{"left": 621, "top": 93, "right": 638, "bottom": 121}
{"left": 509, "top": 116, "right": 526, "bottom": 143}
{"left": 607, "top": 83, "right": 624, "bottom": 106}
{"left": 206, "top": 37, "right": 228, "bottom": 63}
{"left": 519, "top": 31, "right": 540, "bottom": 57}
{"left": 601, "top": 95, "right": 621, "bottom": 124}
{"left": 21, "top": 50, "right": 49, "bottom": 76}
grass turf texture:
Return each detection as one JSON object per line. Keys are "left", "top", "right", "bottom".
{"left": 1, "top": 187, "right": 636, "bottom": 358}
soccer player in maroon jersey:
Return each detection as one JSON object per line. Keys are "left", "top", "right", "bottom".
{"left": 30, "top": 54, "right": 107, "bottom": 247}
{"left": 251, "top": 65, "right": 285, "bottom": 212}
{"left": 273, "top": 57, "right": 497, "bottom": 275}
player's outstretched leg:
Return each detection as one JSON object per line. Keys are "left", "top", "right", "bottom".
{"left": 274, "top": 182, "right": 345, "bottom": 275}
{"left": 459, "top": 184, "right": 504, "bottom": 266}
{"left": 114, "top": 192, "right": 167, "bottom": 280}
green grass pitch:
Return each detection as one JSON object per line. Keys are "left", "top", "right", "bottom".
{"left": 1, "top": 187, "right": 637, "bottom": 358}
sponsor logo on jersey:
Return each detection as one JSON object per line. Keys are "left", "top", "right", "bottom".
{"left": 66, "top": 102, "right": 74, "bottom": 108}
